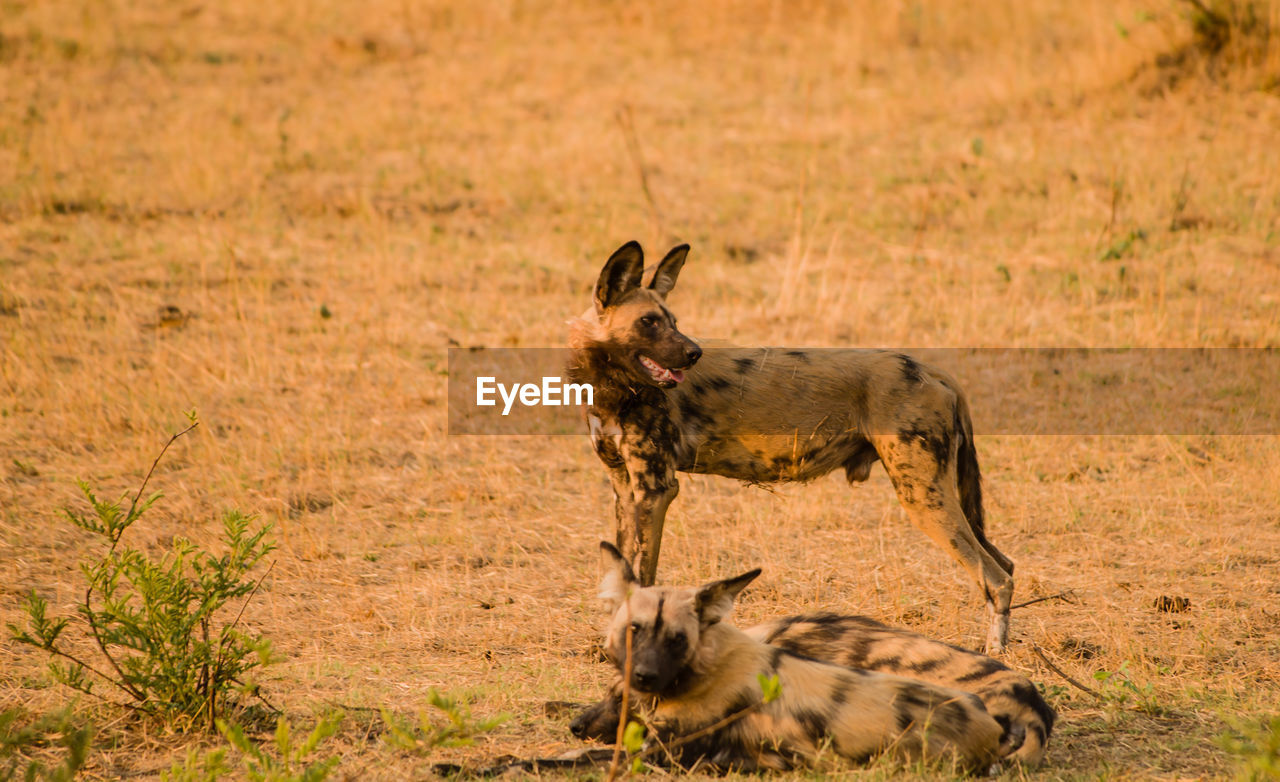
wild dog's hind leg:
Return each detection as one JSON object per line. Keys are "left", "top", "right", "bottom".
{"left": 974, "top": 523, "right": 1015, "bottom": 577}
{"left": 873, "top": 433, "right": 1014, "bottom": 654}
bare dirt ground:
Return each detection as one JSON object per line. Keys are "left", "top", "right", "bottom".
{"left": 2, "top": 1, "right": 1279, "bottom": 778}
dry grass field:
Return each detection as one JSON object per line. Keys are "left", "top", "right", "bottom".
{"left": 3, "top": 0, "right": 1280, "bottom": 778}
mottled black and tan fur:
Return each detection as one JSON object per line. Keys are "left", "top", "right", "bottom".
{"left": 573, "top": 610, "right": 1055, "bottom": 765}
{"left": 568, "top": 241, "right": 1016, "bottom": 654}
{"left": 593, "top": 542, "right": 1003, "bottom": 773}
{"left": 749, "top": 614, "right": 1056, "bottom": 765}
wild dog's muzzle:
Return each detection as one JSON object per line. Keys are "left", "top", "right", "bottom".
{"left": 638, "top": 343, "right": 701, "bottom": 385}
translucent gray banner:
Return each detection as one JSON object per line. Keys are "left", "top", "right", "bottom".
{"left": 447, "top": 348, "right": 1279, "bottom": 435}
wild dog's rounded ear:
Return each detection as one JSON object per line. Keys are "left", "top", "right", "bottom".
{"left": 595, "top": 241, "right": 645, "bottom": 314}
{"left": 648, "top": 244, "right": 689, "bottom": 298}
{"left": 694, "top": 568, "right": 761, "bottom": 626}
{"left": 598, "top": 541, "right": 638, "bottom": 611}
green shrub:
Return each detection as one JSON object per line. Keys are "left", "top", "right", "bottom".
{"left": 161, "top": 713, "right": 344, "bottom": 782}
{"left": 380, "top": 690, "right": 508, "bottom": 754}
{"left": 1218, "top": 715, "right": 1280, "bottom": 781}
{"left": 1174, "top": 0, "right": 1276, "bottom": 83}
{"left": 0, "top": 707, "right": 92, "bottom": 782}
{"left": 1093, "top": 660, "right": 1165, "bottom": 716}
{"left": 217, "top": 712, "right": 344, "bottom": 782}
{"left": 160, "top": 745, "right": 230, "bottom": 782}
{"left": 8, "top": 421, "right": 279, "bottom": 731}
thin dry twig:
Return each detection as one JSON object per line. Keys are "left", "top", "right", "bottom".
{"left": 323, "top": 701, "right": 382, "bottom": 713}
{"left": 206, "top": 559, "right": 278, "bottom": 721}
{"left": 128, "top": 420, "right": 199, "bottom": 516}
{"left": 1010, "top": 591, "right": 1076, "bottom": 611}
{"left": 1032, "top": 644, "right": 1102, "bottom": 699}
{"left": 83, "top": 421, "right": 201, "bottom": 707}
{"left": 615, "top": 104, "right": 664, "bottom": 238}
{"left": 638, "top": 698, "right": 765, "bottom": 762}
{"left": 606, "top": 618, "right": 633, "bottom": 782}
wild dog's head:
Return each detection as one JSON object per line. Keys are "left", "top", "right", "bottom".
{"left": 589, "top": 241, "right": 702, "bottom": 388}
{"left": 597, "top": 541, "right": 760, "bottom": 695}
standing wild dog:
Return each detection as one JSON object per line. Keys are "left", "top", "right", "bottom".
{"left": 592, "top": 542, "right": 1004, "bottom": 773}
{"left": 572, "top": 611, "right": 1055, "bottom": 765}
{"left": 567, "top": 240, "right": 1016, "bottom": 653}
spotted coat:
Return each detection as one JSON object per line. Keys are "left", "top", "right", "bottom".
{"left": 568, "top": 241, "right": 1017, "bottom": 655}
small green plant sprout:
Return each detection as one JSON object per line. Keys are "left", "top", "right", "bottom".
{"left": 1036, "top": 681, "right": 1070, "bottom": 702}
{"left": 160, "top": 745, "right": 230, "bottom": 782}
{"left": 379, "top": 689, "right": 509, "bottom": 754}
{"left": 0, "top": 707, "right": 92, "bottom": 782}
{"left": 1099, "top": 228, "right": 1147, "bottom": 261}
{"left": 1093, "top": 660, "right": 1164, "bottom": 715}
{"left": 7, "top": 420, "right": 280, "bottom": 731}
{"left": 1217, "top": 714, "right": 1280, "bottom": 781}
{"left": 216, "top": 712, "right": 344, "bottom": 782}
{"left": 621, "top": 720, "right": 646, "bottom": 754}
{"left": 757, "top": 673, "right": 783, "bottom": 704}
{"left": 622, "top": 721, "right": 646, "bottom": 773}
{"left": 617, "top": 675, "right": 785, "bottom": 776}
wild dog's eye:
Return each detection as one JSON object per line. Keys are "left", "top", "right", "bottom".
{"left": 638, "top": 315, "right": 658, "bottom": 328}
{"left": 665, "top": 632, "right": 687, "bottom": 652}
{"left": 629, "top": 622, "right": 643, "bottom": 635}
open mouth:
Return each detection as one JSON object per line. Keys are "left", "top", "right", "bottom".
{"left": 639, "top": 355, "right": 686, "bottom": 384}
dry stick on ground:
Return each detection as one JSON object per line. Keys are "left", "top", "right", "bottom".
{"left": 1010, "top": 591, "right": 1076, "bottom": 611}
{"left": 1032, "top": 645, "right": 1103, "bottom": 699}
{"left": 205, "top": 559, "right": 280, "bottom": 723}
{"left": 605, "top": 619, "right": 634, "bottom": 782}
{"left": 615, "top": 105, "right": 664, "bottom": 239}
{"left": 1094, "top": 175, "right": 1123, "bottom": 249}
{"left": 908, "top": 179, "right": 936, "bottom": 261}
{"left": 638, "top": 699, "right": 767, "bottom": 765}
{"left": 1159, "top": 435, "right": 1212, "bottom": 493}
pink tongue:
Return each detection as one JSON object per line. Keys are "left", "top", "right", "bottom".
{"left": 670, "top": 369, "right": 685, "bottom": 383}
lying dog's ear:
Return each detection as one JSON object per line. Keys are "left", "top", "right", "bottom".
{"left": 595, "top": 241, "right": 645, "bottom": 314}
{"left": 598, "top": 541, "right": 638, "bottom": 611}
{"left": 648, "top": 244, "right": 689, "bottom": 298}
{"left": 694, "top": 568, "right": 761, "bottom": 626}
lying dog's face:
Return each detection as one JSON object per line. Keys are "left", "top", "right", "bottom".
{"left": 602, "top": 576, "right": 701, "bottom": 695}
{"left": 592, "top": 242, "right": 702, "bottom": 389}
{"left": 597, "top": 542, "right": 759, "bottom": 695}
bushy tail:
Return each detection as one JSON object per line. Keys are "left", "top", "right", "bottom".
{"left": 1009, "top": 718, "right": 1051, "bottom": 766}
{"left": 986, "top": 690, "right": 1054, "bottom": 766}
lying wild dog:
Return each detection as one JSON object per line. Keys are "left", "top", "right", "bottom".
{"left": 592, "top": 542, "right": 1004, "bottom": 773}
{"left": 752, "top": 614, "right": 1055, "bottom": 765}
{"left": 572, "top": 612, "right": 1055, "bottom": 765}
{"left": 567, "top": 241, "right": 1016, "bottom": 653}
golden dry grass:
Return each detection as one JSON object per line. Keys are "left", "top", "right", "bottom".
{"left": 2, "top": 0, "right": 1280, "bottom": 778}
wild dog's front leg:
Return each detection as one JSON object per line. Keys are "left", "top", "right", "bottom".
{"left": 568, "top": 684, "right": 623, "bottom": 740}
{"left": 605, "top": 462, "right": 637, "bottom": 562}
{"left": 615, "top": 440, "right": 679, "bottom": 586}
{"left": 615, "top": 474, "right": 678, "bottom": 587}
